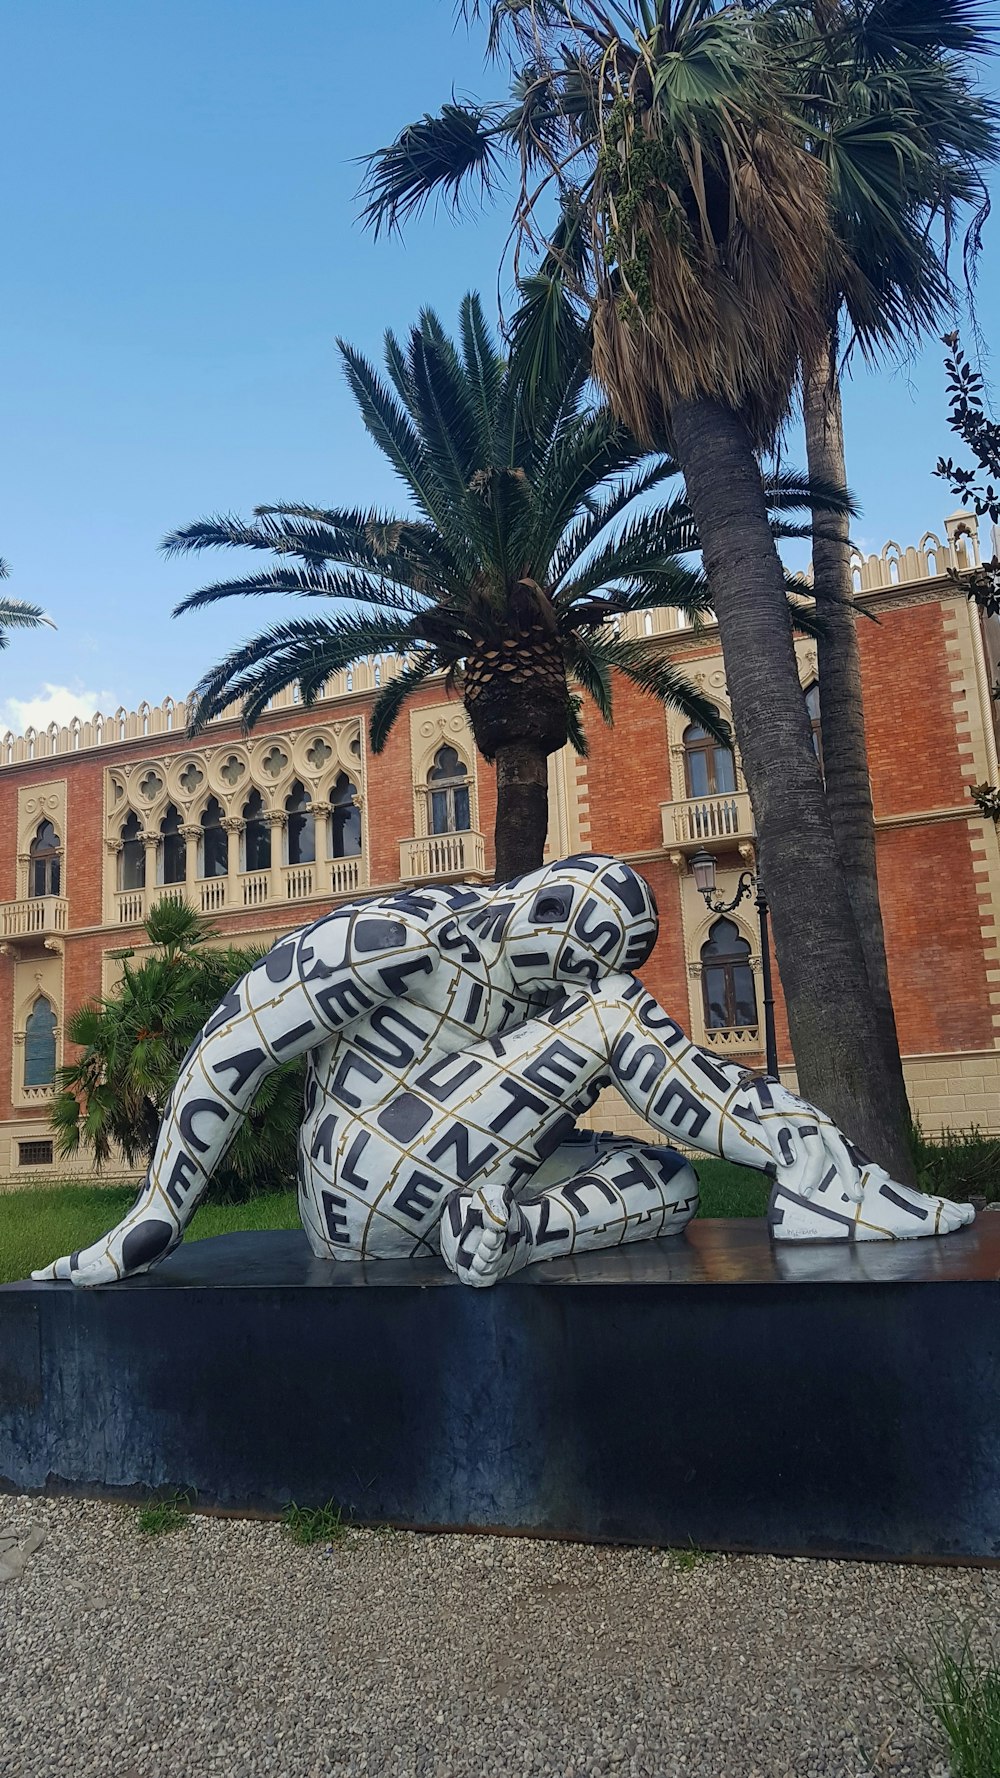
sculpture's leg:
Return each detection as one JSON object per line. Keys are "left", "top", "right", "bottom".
{"left": 440, "top": 1142, "right": 699, "bottom": 1287}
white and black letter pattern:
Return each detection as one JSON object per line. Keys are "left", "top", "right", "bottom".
{"left": 33, "top": 856, "right": 974, "bottom": 1288}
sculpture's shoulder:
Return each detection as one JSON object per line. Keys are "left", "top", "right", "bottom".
{"left": 256, "top": 882, "right": 492, "bottom": 993}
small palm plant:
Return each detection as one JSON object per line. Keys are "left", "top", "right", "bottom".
{"left": 166, "top": 294, "right": 830, "bottom": 879}
{"left": 52, "top": 899, "right": 301, "bottom": 1202}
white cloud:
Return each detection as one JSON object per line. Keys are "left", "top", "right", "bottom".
{"left": 0, "top": 682, "right": 117, "bottom": 735}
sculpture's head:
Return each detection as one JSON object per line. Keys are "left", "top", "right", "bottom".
{"left": 490, "top": 854, "right": 659, "bottom": 989}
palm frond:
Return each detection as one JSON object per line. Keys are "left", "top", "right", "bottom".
{"left": 0, "top": 596, "right": 55, "bottom": 633}
{"left": 549, "top": 458, "right": 681, "bottom": 587}
{"left": 172, "top": 564, "right": 429, "bottom": 618}
{"left": 359, "top": 103, "right": 508, "bottom": 238}
{"left": 369, "top": 657, "right": 440, "bottom": 753}
{"left": 589, "top": 634, "right": 733, "bottom": 745}
{"left": 186, "top": 613, "right": 418, "bottom": 732}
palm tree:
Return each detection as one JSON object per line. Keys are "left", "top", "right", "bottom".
{"left": 784, "top": 0, "right": 999, "bottom": 1179}
{"left": 360, "top": 2, "right": 916, "bottom": 1174}
{"left": 166, "top": 293, "right": 733, "bottom": 881}
{"left": 52, "top": 899, "right": 302, "bottom": 1202}
{"left": 0, "top": 559, "right": 53, "bottom": 651}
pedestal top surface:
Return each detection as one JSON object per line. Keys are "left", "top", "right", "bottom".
{"left": 4, "top": 1215, "right": 1000, "bottom": 1293}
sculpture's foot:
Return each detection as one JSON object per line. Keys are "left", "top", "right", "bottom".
{"left": 770, "top": 1164, "right": 975, "bottom": 1243}
{"left": 440, "top": 1184, "right": 530, "bottom": 1289}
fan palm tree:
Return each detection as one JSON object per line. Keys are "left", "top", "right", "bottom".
{"left": 780, "top": 0, "right": 999, "bottom": 1179}
{"left": 359, "top": 2, "right": 915, "bottom": 1174}
{"left": 0, "top": 559, "right": 53, "bottom": 651}
{"left": 166, "top": 294, "right": 735, "bottom": 881}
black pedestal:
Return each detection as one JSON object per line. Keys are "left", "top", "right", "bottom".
{"left": 2, "top": 1219, "right": 999, "bottom": 1560}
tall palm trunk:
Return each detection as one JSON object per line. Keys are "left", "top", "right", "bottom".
{"left": 803, "top": 333, "right": 915, "bottom": 1181}
{"left": 464, "top": 629, "right": 568, "bottom": 882}
{"left": 493, "top": 741, "right": 550, "bottom": 880}
{"left": 669, "top": 394, "right": 912, "bottom": 1176}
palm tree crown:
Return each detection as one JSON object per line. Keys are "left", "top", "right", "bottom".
{"left": 167, "top": 293, "right": 722, "bottom": 752}
{"left": 167, "top": 292, "right": 840, "bottom": 876}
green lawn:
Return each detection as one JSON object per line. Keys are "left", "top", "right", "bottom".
{"left": 0, "top": 1161, "right": 771, "bottom": 1286}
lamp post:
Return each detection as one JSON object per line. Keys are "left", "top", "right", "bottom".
{"left": 690, "top": 849, "right": 779, "bottom": 1080}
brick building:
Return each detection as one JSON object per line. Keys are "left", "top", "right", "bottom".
{"left": 2, "top": 509, "right": 999, "bottom": 1179}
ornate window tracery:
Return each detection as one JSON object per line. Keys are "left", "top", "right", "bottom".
{"left": 29, "top": 820, "right": 61, "bottom": 898}
{"left": 24, "top": 997, "right": 57, "bottom": 1089}
{"left": 200, "top": 797, "right": 228, "bottom": 879}
{"left": 120, "top": 812, "right": 145, "bottom": 891}
{"left": 160, "top": 804, "right": 185, "bottom": 886}
{"left": 242, "top": 789, "right": 271, "bottom": 873}
{"left": 700, "top": 918, "right": 758, "bottom": 1033}
{"left": 683, "top": 712, "right": 736, "bottom": 799}
{"left": 330, "top": 773, "right": 361, "bottom": 858}
{"left": 103, "top": 717, "right": 366, "bottom": 917}
{"left": 428, "top": 746, "right": 471, "bottom": 835}
{"left": 285, "top": 780, "right": 315, "bottom": 866}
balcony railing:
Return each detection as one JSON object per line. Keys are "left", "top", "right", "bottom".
{"left": 662, "top": 790, "right": 754, "bottom": 852}
{"left": 400, "top": 831, "right": 488, "bottom": 882}
{"left": 113, "top": 856, "right": 368, "bottom": 925}
{"left": 0, "top": 895, "right": 70, "bottom": 939}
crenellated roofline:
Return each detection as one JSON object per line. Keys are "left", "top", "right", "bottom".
{"left": 2, "top": 511, "right": 994, "bottom": 769}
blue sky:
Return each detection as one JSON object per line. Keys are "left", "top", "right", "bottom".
{"left": 1, "top": 0, "right": 998, "bottom": 733}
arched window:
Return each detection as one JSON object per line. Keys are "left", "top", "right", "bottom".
{"left": 200, "top": 797, "right": 228, "bottom": 879}
{"left": 701, "top": 918, "right": 758, "bottom": 1032}
{"left": 119, "top": 811, "right": 145, "bottom": 891}
{"left": 29, "top": 820, "right": 61, "bottom": 898}
{"left": 24, "top": 997, "right": 57, "bottom": 1089}
{"left": 160, "top": 804, "right": 185, "bottom": 886}
{"left": 428, "top": 746, "right": 471, "bottom": 835}
{"left": 330, "top": 773, "right": 361, "bottom": 858}
{"left": 804, "top": 682, "right": 823, "bottom": 773}
{"left": 683, "top": 713, "right": 736, "bottom": 798}
{"left": 285, "top": 780, "right": 315, "bottom": 866}
{"left": 243, "top": 790, "right": 271, "bottom": 872}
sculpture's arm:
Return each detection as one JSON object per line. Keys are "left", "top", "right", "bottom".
{"left": 604, "top": 977, "right": 862, "bottom": 1202}
{"left": 32, "top": 907, "right": 437, "bottom": 1285}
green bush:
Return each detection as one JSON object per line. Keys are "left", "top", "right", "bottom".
{"left": 51, "top": 899, "right": 302, "bottom": 1203}
{"left": 911, "top": 1122, "right": 1000, "bottom": 1205}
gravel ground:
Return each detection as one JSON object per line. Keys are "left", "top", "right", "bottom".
{"left": 2, "top": 1496, "right": 998, "bottom": 1778}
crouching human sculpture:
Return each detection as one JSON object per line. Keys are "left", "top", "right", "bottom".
{"left": 34, "top": 855, "right": 973, "bottom": 1288}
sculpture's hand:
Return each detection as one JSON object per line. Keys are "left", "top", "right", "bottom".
{"left": 440, "top": 1181, "right": 529, "bottom": 1289}
{"left": 31, "top": 1187, "right": 179, "bottom": 1286}
{"left": 754, "top": 1080, "right": 864, "bottom": 1206}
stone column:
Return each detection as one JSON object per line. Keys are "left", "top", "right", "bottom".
{"left": 312, "top": 802, "right": 330, "bottom": 891}
{"left": 266, "top": 811, "right": 285, "bottom": 905}
{"left": 181, "top": 825, "right": 201, "bottom": 909}
{"left": 104, "top": 837, "right": 123, "bottom": 926}
{"left": 142, "top": 834, "right": 159, "bottom": 915}
{"left": 222, "top": 817, "right": 243, "bottom": 911}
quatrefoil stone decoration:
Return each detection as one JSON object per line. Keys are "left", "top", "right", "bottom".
{"left": 139, "top": 771, "right": 163, "bottom": 801}
{"left": 306, "top": 737, "right": 333, "bottom": 771}
{"left": 179, "top": 762, "right": 205, "bottom": 796}
{"left": 262, "top": 746, "right": 289, "bottom": 779}
{"left": 220, "top": 755, "right": 246, "bottom": 788}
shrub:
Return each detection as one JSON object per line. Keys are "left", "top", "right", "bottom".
{"left": 911, "top": 1122, "right": 1000, "bottom": 1205}
{"left": 51, "top": 899, "right": 302, "bottom": 1203}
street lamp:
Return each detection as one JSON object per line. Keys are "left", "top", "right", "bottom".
{"left": 689, "top": 849, "right": 779, "bottom": 1079}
